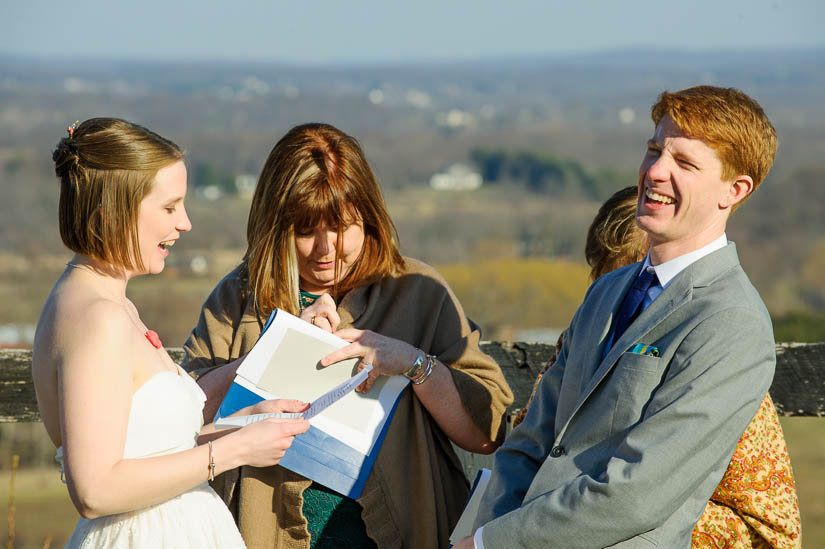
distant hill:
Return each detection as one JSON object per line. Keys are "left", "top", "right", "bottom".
{"left": 2, "top": 48, "right": 825, "bottom": 332}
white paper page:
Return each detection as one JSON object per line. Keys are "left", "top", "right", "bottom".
{"left": 302, "top": 363, "right": 372, "bottom": 419}
{"left": 215, "top": 365, "right": 372, "bottom": 429}
{"left": 310, "top": 374, "right": 408, "bottom": 454}
{"left": 449, "top": 468, "right": 492, "bottom": 544}
{"left": 214, "top": 412, "right": 304, "bottom": 429}
{"left": 235, "top": 310, "right": 408, "bottom": 454}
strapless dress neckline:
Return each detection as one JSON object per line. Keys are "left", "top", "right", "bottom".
{"left": 57, "top": 364, "right": 245, "bottom": 547}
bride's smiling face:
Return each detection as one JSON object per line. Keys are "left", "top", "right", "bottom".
{"left": 135, "top": 161, "right": 192, "bottom": 275}
{"left": 294, "top": 218, "right": 365, "bottom": 294}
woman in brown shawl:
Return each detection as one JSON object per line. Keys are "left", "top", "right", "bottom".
{"left": 182, "top": 123, "right": 513, "bottom": 548}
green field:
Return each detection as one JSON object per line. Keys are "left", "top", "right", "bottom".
{"left": 0, "top": 467, "right": 75, "bottom": 548}
{"left": 0, "top": 418, "right": 822, "bottom": 547}
{"left": 781, "top": 417, "right": 825, "bottom": 548}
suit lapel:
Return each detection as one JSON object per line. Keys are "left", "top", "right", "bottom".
{"left": 587, "top": 265, "right": 640, "bottom": 371}
{"left": 556, "top": 243, "right": 741, "bottom": 438}
{"left": 598, "top": 276, "right": 692, "bottom": 377}
{"left": 552, "top": 264, "right": 638, "bottom": 429}
{"left": 557, "top": 262, "right": 693, "bottom": 438}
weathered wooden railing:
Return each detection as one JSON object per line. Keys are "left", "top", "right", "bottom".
{"left": 1, "top": 342, "right": 823, "bottom": 424}
{"left": 2, "top": 342, "right": 823, "bottom": 478}
{"left": 483, "top": 341, "right": 825, "bottom": 418}
{"left": 462, "top": 341, "right": 825, "bottom": 476}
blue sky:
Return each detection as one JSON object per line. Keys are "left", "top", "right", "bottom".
{"left": 4, "top": 0, "right": 824, "bottom": 64}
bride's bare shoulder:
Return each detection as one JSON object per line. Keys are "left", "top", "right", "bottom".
{"left": 32, "top": 276, "right": 137, "bottom": 443}
{"left": 35, "top": 278, "right": 134, "bottom": 367}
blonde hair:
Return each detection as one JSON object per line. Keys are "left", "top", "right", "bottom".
{"left": 52, "top": 118, "right": 183, "bottom": 271}
{"left": 651, "top": 86, "right": 777, "bottom": 209}
{"left": 585, "top": 186, "right": 648, "bottom": 280}
{"left": 243, "top": 123, "right": 404, "bottom": 316}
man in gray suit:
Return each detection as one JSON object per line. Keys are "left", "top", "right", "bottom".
{"left": 454, "top": 86, "right": 778, "bottom": 548}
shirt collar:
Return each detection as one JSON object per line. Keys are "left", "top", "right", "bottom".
{"left": 641, "top": 233, "right": 728, "bottom": 288}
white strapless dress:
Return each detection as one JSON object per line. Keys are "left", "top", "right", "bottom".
{"left": 56, "top": 369, "right": 245, "bottom": 548}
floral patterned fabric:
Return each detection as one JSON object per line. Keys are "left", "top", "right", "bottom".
{"left": 692, "top": 395, "right": 801, "bottom": 548}
{"left": 515, "top": 336, "right": 801, "bottom": 549}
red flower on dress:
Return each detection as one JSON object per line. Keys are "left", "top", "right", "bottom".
{"left": 145, "top": 329, "right": 163, "bottom": 349}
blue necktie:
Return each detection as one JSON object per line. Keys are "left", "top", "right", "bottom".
{"left": 610, "top": 267, "right": 658, "bottom": 345}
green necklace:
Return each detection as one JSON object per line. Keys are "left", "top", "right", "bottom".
{"left": 299, "top": 290, "right": 322, "bottom": 312}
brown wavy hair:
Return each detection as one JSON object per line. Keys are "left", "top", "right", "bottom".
{"left": 243, "top": 123, "right": 404, "bottom": 316}
{"left": 52, "top": 118, "right": 183, "bottom": 271}
{"left": 585, "top": 186, "right": 648, "bottom": 281}
{"left": 651, "top": 86, "right": 777, "bottom": 210}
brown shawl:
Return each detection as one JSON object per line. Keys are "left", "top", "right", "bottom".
{"left": 182, "top": 258, "right": 513, "bottom": 548}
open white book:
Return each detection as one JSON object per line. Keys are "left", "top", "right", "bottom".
{"left": 214, "top": 308, "right": 409, "bottom": 498}
{"left": 215, "top": 362, "right": 372, "bottom": 427}
{"left": 450, "top": 468, "right": 492, "bottom": 544}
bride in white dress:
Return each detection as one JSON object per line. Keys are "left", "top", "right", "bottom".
{"left": 31, "top": 118, "right": 310, "bottom": 548}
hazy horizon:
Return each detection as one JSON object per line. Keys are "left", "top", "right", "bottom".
{"left": 5, "top": 1, "right": 824, "bottom": 65}
{"left": 3, "top": 45, "right": 825, "bottom": 70}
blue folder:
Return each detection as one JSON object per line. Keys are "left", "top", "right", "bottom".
{"left": 214, "top": 311, "right": 406, "bottom": 498}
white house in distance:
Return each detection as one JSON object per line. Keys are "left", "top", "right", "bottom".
{"left": 429, "top": 163, "right": 483, "bottom": 191}
{"left": 235, "top": 174, "right": 258, "bottom": 198}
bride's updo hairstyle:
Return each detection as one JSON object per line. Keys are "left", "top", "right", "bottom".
{"left": 53, "top": 118, "right": 183, "bottom": 271}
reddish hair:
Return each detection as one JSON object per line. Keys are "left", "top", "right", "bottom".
{"left": 651, "top": 86, "right": 777, "bottom": 208}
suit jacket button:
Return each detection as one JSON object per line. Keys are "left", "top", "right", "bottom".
{"left": 551, "top": 445, "right": 564, "bottom": 457}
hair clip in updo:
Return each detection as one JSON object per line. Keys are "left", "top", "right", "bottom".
{"left": 67, "top": 120, "right": 79, "bottom": 139}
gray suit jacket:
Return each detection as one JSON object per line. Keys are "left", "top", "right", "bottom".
{"left": 474, "top": 243, "right": 775, "bottom": 548}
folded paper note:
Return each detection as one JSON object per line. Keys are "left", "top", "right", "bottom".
{"left": 215, "top": 364, "right": 372, "bottom": 429}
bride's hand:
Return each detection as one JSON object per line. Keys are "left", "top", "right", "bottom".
{"left": 231, "top": 416, "right": 310, "bottom": 468}
{"left": 299, "top": 294, "right": 340, "bottom": 333}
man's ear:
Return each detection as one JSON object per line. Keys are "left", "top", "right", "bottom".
{"left": 720, "top": 175, "right": 754, "bottom": 209}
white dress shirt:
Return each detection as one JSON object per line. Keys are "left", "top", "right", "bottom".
{"left": 644, "top": 233, "right": 728, "bottom": 305}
